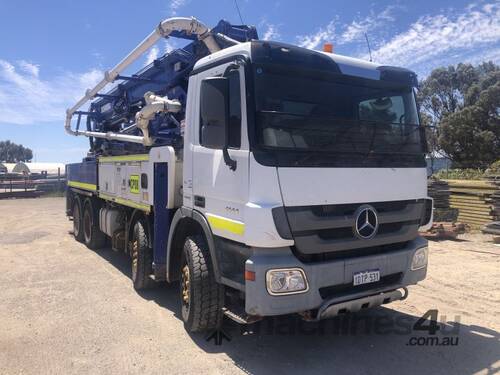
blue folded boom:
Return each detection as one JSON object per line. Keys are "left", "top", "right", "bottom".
{"left": 84, "top": 20, "right": 258, "bottom": 156}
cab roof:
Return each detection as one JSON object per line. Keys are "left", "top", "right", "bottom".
{"left": 194, "top": 40, "right": 418, "bottom": 86}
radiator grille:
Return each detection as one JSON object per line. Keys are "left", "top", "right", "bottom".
{"left": 284, "top": 199, "right": 424, "bottom": 262}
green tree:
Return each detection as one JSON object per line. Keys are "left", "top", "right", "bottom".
{"left": 418, "top": 62, "right": 500, "bottom": 168}
{"left": 418, "top": 63, "right": 477, "bottom": 125}
{"left": 439, "top": 82, "right": 500, "bottom": 168}
{"left": 0, "top": 140, "right": 33, "bottom": 162}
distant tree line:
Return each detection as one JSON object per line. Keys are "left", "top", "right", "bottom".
{"left": 0, "top": 140, "right": 33, "bottom": 163}
{"left": 418, "top": 61, "right": 499, "bottom": 169}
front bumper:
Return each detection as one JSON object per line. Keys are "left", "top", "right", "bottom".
{"left": 244, "top": 236, "right": 427, "bottom": 317}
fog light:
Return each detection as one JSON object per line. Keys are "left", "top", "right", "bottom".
{"left": 411, "top": 247, "right": 428, "bottom": 270}
{"left": 266, "top": 268, "right": 308, "bottom": 295}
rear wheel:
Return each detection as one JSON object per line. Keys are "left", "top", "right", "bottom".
{"left": 72, "top": 196, "right": 84, "bottom": 242}
{"left": 82, "top": 199, "right": 106, "bottom": 250}
{"left": 130, "top": 219, "right": 153, "bottom": 290}
{"left": 180, "top": 235, "right": 224, "bottom": 332}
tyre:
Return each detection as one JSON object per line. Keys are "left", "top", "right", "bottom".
{"left": 180, "top": 235, "right": 224, "bottom": 332}
{"left": 72, "top": 196, "right": 84, "bottom": 242}
{"left": 130, "top": 219, "right": 153, "bottom": 290}
{"left": 82, "top": 199, "right": 106, "bottom": 250}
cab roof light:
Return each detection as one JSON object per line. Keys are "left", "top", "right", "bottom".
{"left": 323, "top": 43, "right": 333, "bottom": 53}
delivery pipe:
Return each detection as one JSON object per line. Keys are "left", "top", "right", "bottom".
{"left": 135, "top": 92, "right": 182, "bottom": 146}
{"left": 64, "top": 17, "right": 220, "bottom": 144}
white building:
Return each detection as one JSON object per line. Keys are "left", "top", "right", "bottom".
{"left": 0, "top": 163, "right": 17, "bottom": 174}
{"left": 12, "top": 162, "right": 65, "bottom": 176}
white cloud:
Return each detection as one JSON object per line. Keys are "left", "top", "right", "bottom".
{"left": 17, "top": 60, "right": 40, "bottom": 78}
{"left": 297, "top": 5, "right": 400, "bottom": 50}
{"left": 340, "top": 5, "right": 400, "bottom": 44}
{"left": 169, "top": 0, "right": 187, "bottom": 16}
{"left": 144, "top": 46, "right": 159, "bottom": 66}
{"left": 297, "top": 18, "right": 337, "bottom": 49}
{"left": 368, "top": 3, "right": 500, "bottom": 69}
{"left": 0, "top": 60, "right": 102, "bottom": 125}
{"left": 143, "top": 39, "right": 179, "bottom": 66}
{"left": 296, "top": 3, "right": 500, "bottom": 76}
{"left": 262, "top": 23, "right": 280, "bottom": 41}
{"left": 165, "top": 39, "right": 176, "bottom": 54}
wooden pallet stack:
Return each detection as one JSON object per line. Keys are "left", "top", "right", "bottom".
{"left": 427, "top": 178, "right": 450, "bottom": 209}
{"left": 445, "top": 179, "right": 499, "bottom": 226}
{"left": 484, "top": 171, "right": 500, "bottom": 223}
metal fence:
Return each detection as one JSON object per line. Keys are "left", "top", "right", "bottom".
{"left": 0, "top": 173, "right": 66, "bottom": 198}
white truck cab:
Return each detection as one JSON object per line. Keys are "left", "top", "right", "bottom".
{"left": 178, "top": 40, "right": 431, "bottom": 319}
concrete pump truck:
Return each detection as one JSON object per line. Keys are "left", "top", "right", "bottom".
{"left": 65, "top": 16, "right": 433, "bottom": 332}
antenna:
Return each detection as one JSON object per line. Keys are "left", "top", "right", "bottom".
{"left": 364, "top": 32, "right": 373, "bottom": 62}
{"left": 233, "top": 0, "right": 244, "bottom": 24}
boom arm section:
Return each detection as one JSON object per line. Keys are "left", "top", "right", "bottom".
{"left": 64, "top": 17, "right": 232, "bottom": 146}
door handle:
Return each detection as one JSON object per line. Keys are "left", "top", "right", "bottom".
{"left": 194, "top": 195, "right": 205, "bottom": 208}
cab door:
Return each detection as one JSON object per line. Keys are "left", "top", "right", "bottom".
{"left": 191, "top": 62, "right": 249, "bottom": 243}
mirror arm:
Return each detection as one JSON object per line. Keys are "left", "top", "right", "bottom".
{"left": 222, "top": 147, "right": 237, "bottom": 171}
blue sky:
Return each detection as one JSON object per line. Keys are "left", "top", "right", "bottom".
{"left": 1, "top": 0, "right": 499, "bottom": 163}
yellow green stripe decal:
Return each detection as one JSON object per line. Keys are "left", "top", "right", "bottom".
{"left": 207, "top": 214, "right": 245, "bottom": 236}
{"left": 99, "top": 154, "right": 149, "bottom": 163}
{"left": 99, "top": 193, "right": 151, "bottom": 212}
{"left": 67, "top": 180, "right": 97, "bottom": 192}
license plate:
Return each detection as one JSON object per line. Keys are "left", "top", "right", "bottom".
{"left": 353, "top": 270, "right": 380, "bottom": 286}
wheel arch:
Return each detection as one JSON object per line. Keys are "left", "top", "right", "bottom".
{"left": 166, "top": 208, "right": 220, "bottom": 283}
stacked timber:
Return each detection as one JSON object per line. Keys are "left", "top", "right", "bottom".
{"left": 484, "top": 170, "right": 500, "bottom": 221}
{"left": 428, "top": 178, "right": 459, "bottom": 222}
{"left": 445, "top": 179, "right": 499, "bottom": 226}
{"left": 427, "top": 178, "right": 450, "bottom": 208}
{"left": 482, "top": 222, "right": 500, "bottom": 236}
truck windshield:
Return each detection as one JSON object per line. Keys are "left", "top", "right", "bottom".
{"left": 253, "top": 66, "right": 426, "bottom": 167}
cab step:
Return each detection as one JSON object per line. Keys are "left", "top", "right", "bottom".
{"left": 222, "top": 307, "right": 262, "bottom": 325}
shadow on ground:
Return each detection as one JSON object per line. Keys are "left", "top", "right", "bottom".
{"left": 92, "top": 244, "right": 500, "bottom": 375}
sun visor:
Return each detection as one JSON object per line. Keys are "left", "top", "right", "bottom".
{"left": 251, "top": 41, "right": 341, "bottom": 73}
{"left": 377, "top": 65, "right": 418, "bottom": 87}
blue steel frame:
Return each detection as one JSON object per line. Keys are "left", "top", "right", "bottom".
{"left": 152, "top": 162, "right": 172, "bottom": 271}
{"left": 66, "top": 158, "right": 97, "bottom": 187}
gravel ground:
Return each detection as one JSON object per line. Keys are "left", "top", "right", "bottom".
{"left": 0, "top": 197, "right": 499, "bottom": 375}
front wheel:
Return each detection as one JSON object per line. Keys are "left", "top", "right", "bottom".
{"left": 180, "top": 235, "right": 224, "bottom": 332}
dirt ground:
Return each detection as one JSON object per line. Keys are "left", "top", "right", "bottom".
{"left": 0, "top": 197, "right": 498, "bottom": 375}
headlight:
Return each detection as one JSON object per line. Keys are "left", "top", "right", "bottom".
{"left": 266, "top": 268, "right": 308, "bottom": 295}
{"left": 411, "top": 247, "right": 428, "bottom": 270}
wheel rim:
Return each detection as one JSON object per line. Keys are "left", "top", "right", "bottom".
{"left": 83, "top": 209, "right": 92, "bottom": 242}
{"left": 131, "top": 239, "right": 138, "bottom": 281}
{"left": 73, "top": 204, "right": 80, "bottom": 237}
{"left": 181, "top": 262, "right": 190, "bottom": 317}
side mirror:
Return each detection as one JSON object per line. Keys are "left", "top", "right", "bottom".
{"left": 200, "top": 77, "right": 237, "bottom": 171}
{"left": 200, "top": 77, "right": 229, "bottom": 149}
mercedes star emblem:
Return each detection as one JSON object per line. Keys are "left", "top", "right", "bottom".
{"left": 354, "top": 205, "right": 379, "bottom": 239}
